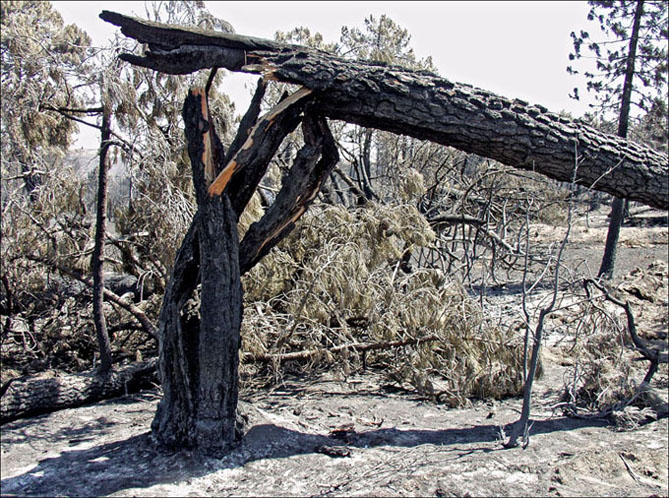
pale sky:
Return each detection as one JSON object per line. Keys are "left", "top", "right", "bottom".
{"left": 52, "top": 1, "right": 599, "bottom": 147}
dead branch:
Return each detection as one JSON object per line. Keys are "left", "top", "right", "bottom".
{"left": 243, "top": 335, "right": 441, "bottom": 364}
{"left": 584, "top": 278, "right": 668, "bottom": 384}
{"left": 25, "top": 256, "right": 158, "bottom": 339}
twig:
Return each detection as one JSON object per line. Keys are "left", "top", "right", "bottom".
{"left": 619, "top": 453, "right": 641, "bottom": 483}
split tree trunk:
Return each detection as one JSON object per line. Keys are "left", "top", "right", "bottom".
{"left": 100, "top": 10, "right": 669, "bottom": 210}
{"left": 150, "top": 80, "right": 337, "bottom": 453}
{"left": 150, "top": 91, "right": 244, "bottom": 454}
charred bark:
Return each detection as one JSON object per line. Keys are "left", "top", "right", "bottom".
{"left": 151, "top": 90, "right": 244, "bottom": 454}
{"left": 0, "top": 360, "right": 158, "bottom": 424}
{"left": 150, "top": 84, "right": 337, "bottom": 453}
{"left": 100, "top": 10, "right": 669, "bottom": 210}
{"left": 239, "top": 110, "right": 339, "bottom": 273}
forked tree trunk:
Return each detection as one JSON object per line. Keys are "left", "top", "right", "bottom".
{"left": 150, "top": 91, "right": 243, "bottom": 454}
{"left": 151, "top": 87, "right": 337, "bottom": 453}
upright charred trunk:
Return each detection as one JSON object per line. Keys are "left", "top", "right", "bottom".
{"left": 91, "top": 103, "right": 113, "bottom": 376}
{"left": 151, "top": 91, "right": 243, "bottom": 455}
{"left": 598, "top": 0, "right": 645, "bottom": 280}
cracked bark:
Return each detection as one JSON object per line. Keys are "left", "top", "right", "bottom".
{"left": 100, "top": 10, "right": 668, "bottom": 209}
{"left": 151, "top": 90, "right": 243, "bottom": 454}
{"left": 150, "top": 85, "right": 337, "bottom": 453}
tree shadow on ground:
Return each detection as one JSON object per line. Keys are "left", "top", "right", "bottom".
{"left": 1, "top": 412, "right": 610, "bottom": 497}
{"left": 0, "top": 391, "right": 159, "bottom": 446}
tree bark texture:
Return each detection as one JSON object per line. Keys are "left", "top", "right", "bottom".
{"left": 0, "top": 360, "right": 158, "bottom": 424}
{"left": 91, "top": 104, "right": 113, "bottom": 376}
{"left": 150, "top": 84, "right": 338, "bottom": 453}
{"left": 100, "top": 11, "right": 669, "bottom": 210}
{"left": 151, "top": 91, "right": 243, "bottom": 454}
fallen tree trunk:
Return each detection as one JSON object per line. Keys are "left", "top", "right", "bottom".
{"left": 100, "top": 11, "right": 668, "bottom": 210}
{"left": 0, "top": 359, "right": 158, "bottom": 424}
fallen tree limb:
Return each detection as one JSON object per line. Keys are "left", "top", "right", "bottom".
{"left": 100, "top": 11, "right": 669, "bottom": 209}
{"left": 0, "top": 359, "right": 158, "bottom": 424}
{"left": 26, "top": 256, "right": 158, "bottom": 339}
{"left": 242, "top": 335, "right": 441, "bottom": 364}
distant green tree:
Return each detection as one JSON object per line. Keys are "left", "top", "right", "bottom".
{"left": 567, "top": 0, "right": 668, "bottom": 279}
{"left": 339, "top": 14, "right": 435, "bottom": 71}
{"left": 338, "top": 15, "right": 437, "bottom": 203}
{"left": 1, "top": 0, "right": 92, "bottom": 200}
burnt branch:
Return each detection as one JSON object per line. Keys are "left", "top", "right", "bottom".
{"left": 209, "top": 87, "right": 312, "bottom": 216}
{"left": 239, "top": 111, "right": 339, "bottom": 274}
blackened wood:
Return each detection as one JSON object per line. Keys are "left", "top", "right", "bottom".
{"left": 151, "top": 91, "right": 243, "bottom": 454}
{"left": 100, "top": 11, "right": 669, "bottom": 209}
{"left": 239, "top": 111, "right": 339, "bottom": 273}
{"left": 209, "top": 87, "right": 312, "bottom": 216}
{"left": 150, "top": 217, "right": 201, "bottom": 448}
{"left": 1, "top": 360, "right": 158, "bottom": 424}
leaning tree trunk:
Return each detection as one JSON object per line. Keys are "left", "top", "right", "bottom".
{"left": 100, "top": 11, "right": 668, "bottom": 210}
{"left": 598, "top": 0, "right": 645, "bottom": 279}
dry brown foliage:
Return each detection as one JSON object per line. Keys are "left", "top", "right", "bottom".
{"left": 239, "top": 202, "right": 525, "bottom": 405}
{"left": 560, "top": 261, "right": 668, "bottom": 426}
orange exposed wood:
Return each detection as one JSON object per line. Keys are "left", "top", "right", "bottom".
{"left": 192, "top": 88, "right": 216, "bottom": 186}
{"left": 208, "top": 160, "right": 237, "bottom": 197}
{"left": 208, "top": 87, "right": 313, "bottom": 198}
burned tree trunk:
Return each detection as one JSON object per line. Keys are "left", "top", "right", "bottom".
{"left": 100, "top": 10, "right": 668, "bottom": 210}
{"left": 150, "top": 91, "right": 243, "bottom": 454}
{"left": 150, "top": 83, "right": 336, "bottom": 453}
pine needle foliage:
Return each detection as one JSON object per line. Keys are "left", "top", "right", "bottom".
{"left": 240, "top": 202, "right": 525, "bottom": 404}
